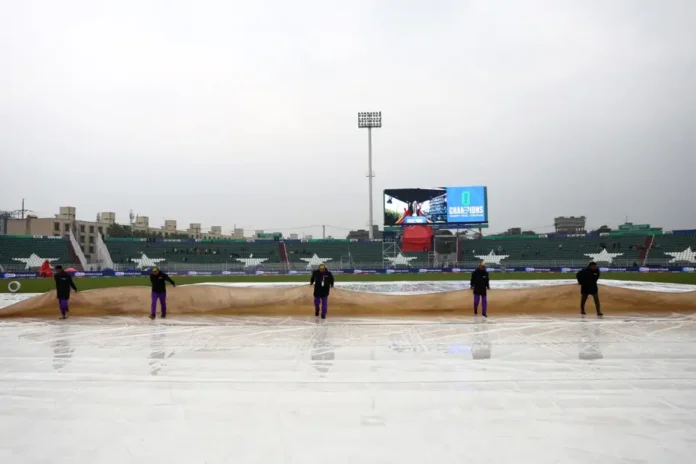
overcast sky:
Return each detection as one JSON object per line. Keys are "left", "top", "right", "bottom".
{"left": 1, "top": 0, "right": 695, "bottom": 237}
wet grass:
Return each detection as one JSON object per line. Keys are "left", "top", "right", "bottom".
{"left": 2, "top": 271, "right": 695, "bottom": 293}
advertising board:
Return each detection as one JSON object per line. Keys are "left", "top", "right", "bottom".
{"left": 384, "top": 186, "right": 488, "bottom": 226}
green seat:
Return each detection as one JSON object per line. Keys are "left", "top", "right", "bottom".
{"left": 0, "top": 235, "right": 74, "bottom": 271}
{"left": 457, "top": 234, "right": 647, "bottom": 266}
{"left": 648, "top": 234, "right": 696, "bottom": 264}
{"left": 104, "top": 239, "right": 282, "bottom": 267}
{"left": 285, "top": 241, "right": 350, "bottom": 268}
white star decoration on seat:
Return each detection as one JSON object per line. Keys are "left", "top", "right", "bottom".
{"left": 385, "top": 253, "right": 417, "bottom": 266}
{"left": 584, "top": 249, "right": 624, "bottom": 264}
{"left": 475, "top": 250, "right": 510, "bottom": 265}
{"left": 12, "top": 253, "right": 59, "bottom": 270}
{"left": 299, "top": 254, "right": 332, "bottom": 269}
{"left": 664, "top": 247, "right": 696, "bottom": 264}
{"left": 130, "top": 253, "right": 166, "bottom": 269}
{"left": 236, "top": 254, "right": 268, "bottom": 267}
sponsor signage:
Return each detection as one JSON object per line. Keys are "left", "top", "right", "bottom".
{"left": 384, "top": 186, "right": 488, "bottom": 226}
{"left": 386, "top": 269, "right": 411, "bottom": 274}
{"left": 2, "top": 266, "right": 693, "bottom": 280}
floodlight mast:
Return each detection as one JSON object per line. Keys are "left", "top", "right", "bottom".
{"left": 357, "top": 111, "right": 381, "bottom": 240}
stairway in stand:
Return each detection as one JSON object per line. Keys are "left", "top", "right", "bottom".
{"left": 278, "top": 241, "right": 290, "bottom": 270}
{"left": 67, "top": 238, "right": 81, "bottom": 268}
{"left": 639, "top": 235, "right": 655, "bottom": 266}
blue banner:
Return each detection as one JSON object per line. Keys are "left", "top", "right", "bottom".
{"left": 1, "top": 266, "right": 693, "bottom": 279}
{"left": 672, "top": 229, "right": 696, "bottom": 235}
{"left": 446, "top": 186, "right": 488, "bottom": 223}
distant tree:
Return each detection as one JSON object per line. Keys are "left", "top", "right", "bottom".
{"left": 106, "top": 223, "right": 134, "bottom": 238}
{"left": 131, "top": 229, "right": 151, "bottom": 239}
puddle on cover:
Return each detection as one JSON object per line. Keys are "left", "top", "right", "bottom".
{"left": 1, "top": 280, "right": 695, "bottom": 462}
{"left": 1, "top": 313, "right": 696, "bottom": 463}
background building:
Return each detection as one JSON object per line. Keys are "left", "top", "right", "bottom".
{"left": 2, "top": 206, "right": 239, "bottom": 258}
{"left": 554, "top": 216, "right": 587, "bottom": 234}
{"left": 5, "top": 206, "right": 111, "bottom": 256}
{"left": 347, "top": 226, "right": 382, "bottom": 240}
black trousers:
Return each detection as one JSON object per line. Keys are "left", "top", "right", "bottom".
{"left": 581, "top": 293, "right": 601, "bottom": 312}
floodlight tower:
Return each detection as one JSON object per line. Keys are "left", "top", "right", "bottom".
{"left": 358, "top": 111, "right": 382, "bottom": 240}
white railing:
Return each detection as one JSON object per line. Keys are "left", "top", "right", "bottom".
{"left": 68, "top": 229, "right": 89, "bottom": 270}
{"left": 642, "top": 236, "right": 655, "bottom": 266}
{"left": 95, "top": 233, "right": 114, "bottom": 270}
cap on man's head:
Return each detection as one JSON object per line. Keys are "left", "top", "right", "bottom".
{"left": 55, "top": 265, "right": 63, "bottom": 270}
{"left": 589, "top": 261, "right": 597, "bottom": 266}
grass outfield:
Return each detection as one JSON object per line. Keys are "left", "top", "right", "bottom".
{"left": 2, "top": 272, "right": 696, "bottom": 293}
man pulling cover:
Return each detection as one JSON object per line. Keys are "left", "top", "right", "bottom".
{"left": 310, "top": 263, "right": 334, "bottom": 319}
{"left": 470, "top": 261, "right": 490, "bottom": 317}
{"left": 576, "top": 262, "right": 603, "bottom": 317}
{"left": 150, "top": 267, "right": 176, "bottom": 319}
{"left": 54, "top": 265, "right": 77, "bottom": 319}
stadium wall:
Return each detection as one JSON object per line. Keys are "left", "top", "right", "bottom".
{"left": 2, "top": 265, "right": 695, "bottom": 280}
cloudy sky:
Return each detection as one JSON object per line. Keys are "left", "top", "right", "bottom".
{"left": 1, "top": 0, "right": 695, "bottom": 237}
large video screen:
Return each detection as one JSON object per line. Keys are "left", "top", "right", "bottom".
{"left": 383, "top": 186, "right": 488, "bottom": 226}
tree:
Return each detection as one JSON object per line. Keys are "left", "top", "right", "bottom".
{"left": 106, "top": 223, "right": 134, "bottom": 238}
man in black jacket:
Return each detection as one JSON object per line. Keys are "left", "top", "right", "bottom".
{"left": 576, "top": 262, "right": 603, "bottom": 316}
{"left": 310, "top": 263, "right": 334, "bottom": 319}
{"left": 54, "top": 265, "right": 77, "bottom": 319}
{"left": 470, "top": 261, "right": 490, "bottom": 317}
{"left": 150, "top": 267, "right": 176, "bottom": 320}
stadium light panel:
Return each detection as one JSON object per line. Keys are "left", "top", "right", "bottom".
{"left": 358, "top": 111, "right": 382, "bottom": 128}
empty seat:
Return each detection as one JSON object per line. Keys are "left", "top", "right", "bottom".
{"left": 0, "top": 235, "right": 74, "bottom": 270}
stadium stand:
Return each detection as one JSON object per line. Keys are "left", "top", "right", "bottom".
{"left": 349, "top": 240, "right": 430, "bottom": 267}
{"left": 457, "top": 234, "right": 648, "bottom": 266}
{"left": 347, "top": 241, "right": 383, "bottom": 264}
{"left": 5, "top": 230, "right": 692, "bottom": 272}
{"left": 102, "top": 232, "right": 696, "bottom": 270}
{"left": 105, "top": 238, "right": 282, "bottom": 269}
{"left": 0, "top": 235, "right": 75, "bottom": 271}
{"left": 284, "top": 240, "right": 429, "bottom": 269}
{"left": 284, "top": 240, "right": 349, "bottom": 265}
{"left": 647, "top": 232, "right": 696, "bottom": 264}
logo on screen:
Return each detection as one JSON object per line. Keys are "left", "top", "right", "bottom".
{"left": 461, "top": 191, "right": 470, "bottom": 206}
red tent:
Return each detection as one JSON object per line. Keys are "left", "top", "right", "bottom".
{"left": 401, "top": 225, "right": 433, "bottom": 252}
{"left": 39, "top": 260, "right": 53, "bottom": 278}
